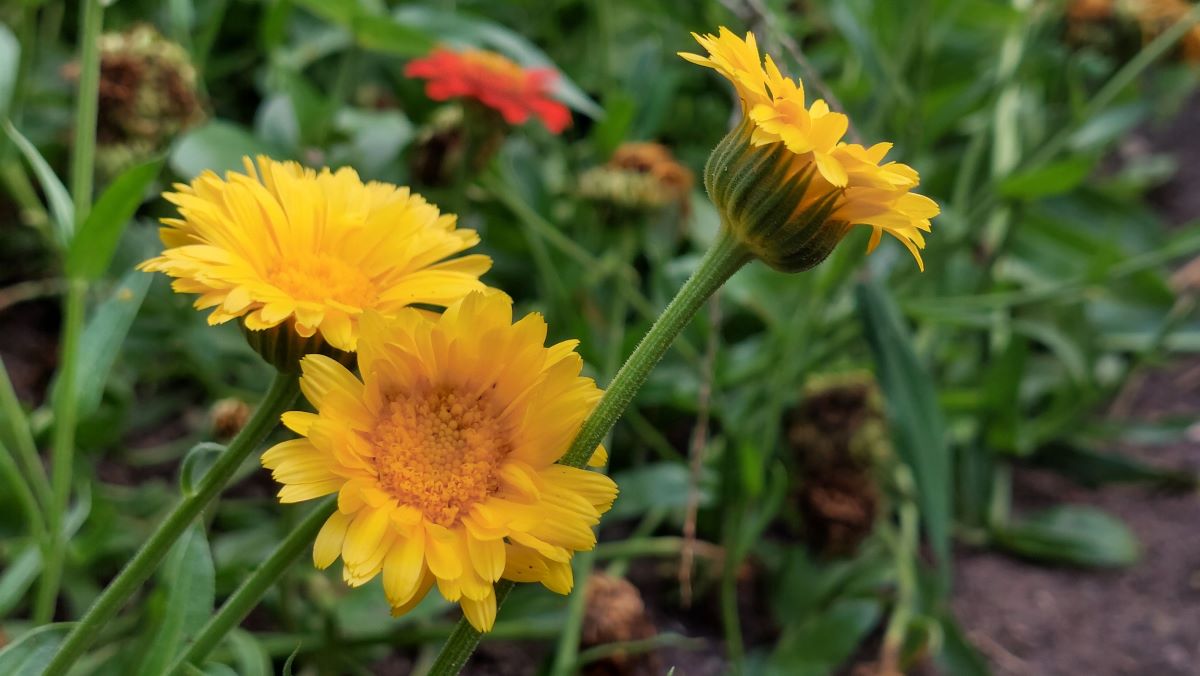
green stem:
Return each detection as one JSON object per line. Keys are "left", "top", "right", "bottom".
{"left": 43, "top": 372, "right": 299, "bottom": 676}
{"left": 596, "top": 533, "right": 713, "bottom": 563}
{"left": 69, "top": 0, "right": 103, "bottom": 220}
{"left": 881, "top": 468, "right": 920, "bottom": 671}
{"left": 560, "top": 228, "right": 750, "bottom": 468}
{"left": 172, "top": 496, "right": 337, "bottom": 672}
{"left": 719, "top": 505, "right": 746, "bottom": 668}
{"left": 34, "top": 0, "right": 103, "bottom": 620}
{"left": 0, "top": 356, "right": 52, "bottom": 511}
{"left": 34, "top": 278, "right": 86, "bottom": 624}
{"left": 425, "top": 580, "right": 515, "bottom": 676}
{"left": 427, "top": 227, "right": 751, "bottom": 676}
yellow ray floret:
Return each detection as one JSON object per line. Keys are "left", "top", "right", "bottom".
{"left": 139, "top": 156, "right": 491, "bottom": 352}
{"left": 262, "top": 292, "right": 617, "bottom": 631}
{"left": 680, "top": 28, "right": 938, "bottom": 270}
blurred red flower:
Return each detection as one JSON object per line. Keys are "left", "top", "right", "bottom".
{"left": 405, "top": 47, "right": 571, "bottom": 134}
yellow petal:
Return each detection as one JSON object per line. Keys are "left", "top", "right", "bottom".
{"left": 390, "top": 567, "right": 436, "bottom": 618}
{"left": 343, "top": 508, "right": 390, "bottom": 566}
{"left": 382, "top": 533, "right": 427, "bottom": 607}
{"left": 467, "top": 536, "right": 506, "bottom": 582}
{"left": 313, "top": 510, "right": 352, "bottom": 569}
{"left": 424, "top": 523, "right": 464, "bottom": 580}
{"left": 461, "top": 593, "right": 497, "bottom": 632}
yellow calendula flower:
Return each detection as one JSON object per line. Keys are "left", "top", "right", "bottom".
{"left": 139, "top": 156, "right": 491, "bottom": 365}
{"left": 261, "top": 291, "right": 617, "bottom": 631}
{"left": 681, "top": 28, "right": 939, "bottom": 272}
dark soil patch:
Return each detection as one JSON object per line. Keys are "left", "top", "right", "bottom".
{"left": 0, "top": 298, "right": 59, "bottom": 406}
{"left": 952, "top": 366, "right": 1200, "bottom": 676}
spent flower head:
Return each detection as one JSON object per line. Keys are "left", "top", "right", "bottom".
{"left": 139, "top": 157, "right": 491, "bottom": 366}
{"left": 578, "top": 142, "right": 694, "bottom": 213}
{"left": 681, "top": 28, "right": 939, "bottom": 272}
{"left": 63, "top": 24, "right": 204, "bottom": 177}
{"left": 262, "top": 292, "right": 616, "bottom": 631}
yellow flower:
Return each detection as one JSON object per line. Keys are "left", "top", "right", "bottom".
{"left": 681, "top": 28, "right": 938, "bottom": 271}
{"left": 261, "top": 292, "right": 617, "bottom": 631}
{"left": 139, "top": 156, "right": 491, "bottom": 355}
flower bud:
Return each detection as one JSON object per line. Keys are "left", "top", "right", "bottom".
{"left": 705, "top": 119, "right": 848, "bottom": 272}
{"left": 240, "top": 320, "right": 354, "bottom": 373}
{"left": 682, "top": 28, "right": 939, "bottom": 273}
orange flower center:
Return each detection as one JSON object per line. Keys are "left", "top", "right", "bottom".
{"left": 370, "top": 389, "right": 508, "bottom": 526}
{"left": 267, "top": 254, "right": 377, "bottom": 309}
{"left": 460, "top": 50, "right": 524, "bottom": 81}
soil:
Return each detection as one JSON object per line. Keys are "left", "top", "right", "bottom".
{"left": 953, "top": 360, "right": 1200, "bottom": 676}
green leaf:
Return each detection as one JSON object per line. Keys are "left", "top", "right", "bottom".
{"left": 1033, "top": 441, "right": 1197, "bottom": 490}
{"left": 292, "top": 0, "right": 359, "bottom": 24}
{"left": 983, "top": 336, "right": 1027, "bottom": 455}
{"left": 225, "top": 630, "right": 272, "bottom": 676}
{"left": 1070, "top": 102, "right": 1149, "bottom": 151}
{"left": 1000, "top": 156, "right": 1096, "bottom": 199}
{"left": 66, "top": 158, "right": 162, "bottom": 280}
{"left": 392, "top": 7, "right": 604, "bottom": 119}
{"left": 70, "top": 268, "right": 153, "bottom": 419}
{"left": 935, "top": 611, "right": 992, "bottom": 676}
{"left": 169, "top": 120, "right": 288, "bottom": 180}
{"left": 281, "top": 646, "right": 301, "bottom": 676}
{"left": 990, "top": 505, "right": 1140, "bottom": 568}
{"left": 186, "top": 664, "right": 239, "bottom": 676}
{"left": 766, "top": 599, "right": 882, "bottom": 676}
{"left": 3, "top": 120, "right": 74, "bottom": 245}
{"left": 0, "top": 542, "right": 41, "bottom": 616}
{"left": 591, "top": 92, "right": 635, "bottom": 157}
{"left": 856, "top": 281, "right": 952, "bottom": 572}
{"left": 0, "top": 485, "right": 94, "bottom": 614}
{"left": 351, "top": 15, "right": 433, "bottom": 56}
{"left": 134, "top": 523, "right": 216, "bottom": 676}
{"left": 253, "top": 94, "right": 300, "bottom": 152}
{"left": 609, "top": 462, "right": 711, "bottom": 520}
{"left": 0, "top": 23, "right": 18, "bottom": 118}
{"left": 0, "top": 624, "right": 74, "bottom": 674}
{"left": 331, "top": 108, "right": 413, "bottom": 178}
{"left": 179, "top": 442, "right": 226, "bottom": 495}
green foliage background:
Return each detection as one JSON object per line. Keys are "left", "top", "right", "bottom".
{"left": 1, "top": 0, "right": 1199, "bottom": 674}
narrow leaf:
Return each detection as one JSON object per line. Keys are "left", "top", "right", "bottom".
{"left": 55, "top": 268, "right": 153, "bottom": 419}
{"left": 990, "top": 505, "right": 1140, "bottom": 568}
{"left": 767, "top": 599, "right": 882, "bottom": 676}
{"left": 66, "top": 158, "right": 162, "bottom": 280}
{"left": 0, "top": 23, "right": 18, "bottom": 118}
{"left": 226, "top": 630, "right": 272, "bottom": 676}
{"left": 0, "top": 624, "right": 74, "bottom": 674}
{"left": 351, "top": 15, "right": 433, "bottom": 56}
{"left": 4, "top": 120, "right": 74, "bottom": 245}
{"left": 134, "top": 523, "right": 216, "bottom": 676}
{"left": 856, "top": 281, "right": 952, "bottom": 571}
{"left": 999, "top": 156, "right": 1095, "bottom": 199}
{"left": 1035, "top": 441, "right": 1198, "bottom": 490}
